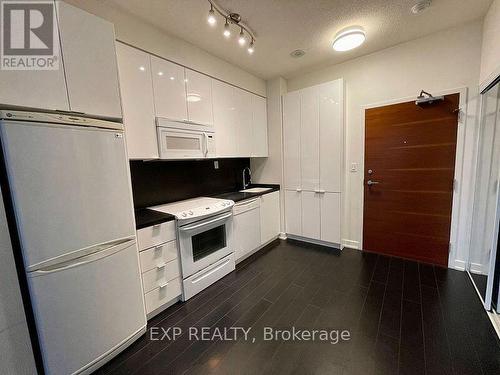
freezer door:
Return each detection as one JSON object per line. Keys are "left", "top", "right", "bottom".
{"left": 27, "top": 239, "right": 146, "bottom": 375}
{"left": 0, "top": 121, "right": 136, "bottom": 270}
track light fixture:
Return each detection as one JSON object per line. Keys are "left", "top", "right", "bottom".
{"left": 206, "top": 0, "right": 257, "bottom": 55}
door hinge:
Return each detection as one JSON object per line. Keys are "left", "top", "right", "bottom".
{"left": 449, "top": 243, "right": 452, "bottom": 254}
{"left": 453, "top": 179, "right": 457, "bottom": 191}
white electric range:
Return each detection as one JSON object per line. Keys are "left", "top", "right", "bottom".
{"left": 152, "top": 197, "right": 235, "bottom": 300}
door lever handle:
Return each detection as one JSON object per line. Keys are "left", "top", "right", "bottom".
{"left": 367, "top": 180, "right": 380, "bottom": 186}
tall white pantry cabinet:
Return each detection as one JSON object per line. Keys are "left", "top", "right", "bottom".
{"left": 283, "top": 79, "right": 344, "bottom": 247}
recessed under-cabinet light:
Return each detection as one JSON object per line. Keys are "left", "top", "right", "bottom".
{"left": 139, "top": 66, "right": 145, "bottom": 71}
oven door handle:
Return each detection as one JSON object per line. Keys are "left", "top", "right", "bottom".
{"left": 180, "top": 212, "right": 232, "bottom": 232}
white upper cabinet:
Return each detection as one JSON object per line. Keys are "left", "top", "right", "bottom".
{"left": 116, "top": 43, "right": 157, "bottom": 159}
{"left": 319, "top": 81, "right": 343, "bottom": 192}
{"left": 0, "top": 65, "right": 69, "bottom": 112}
{"left": 151, "top": 56, "right": 188, "bottom": 121}
{"left": 252, "top": 95, "right": 268, "bottom": 157}
{"left": 56, "top": 2, "right": 121, "bottom": 118}
{"left": 283, "top": 91, "right": 301, "bottom": 190}
{"left": 212, "top": 80, "right": 237, "bottom": 157}
{"left": 300, "top": 86, "right": 320, "bottom": 192}
{"left": 235, "top": 89, "right": 253, "bottom": 156}
{"left": 0, "top": 0, "right": 68, "bottom": 112}
{"left": 185, "top": 70, "right": 213, "bottom": 126}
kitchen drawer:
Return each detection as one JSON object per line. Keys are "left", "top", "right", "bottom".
{"left": 139, "top": 240, "right": 178, "bottom": 273}
{"left": 144, "top": 277, "right": 182, "bottom": 314}
{"left": 142, "top": 259, "right": 180, "bottom": 293}
{"left": 137, "top": 221, "right": 176, "bottom": 251}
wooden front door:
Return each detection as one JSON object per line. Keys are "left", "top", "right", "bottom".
{"left": 363, "top": 94, "right": 459, "bottom": 266}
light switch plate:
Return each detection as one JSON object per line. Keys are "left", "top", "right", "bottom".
{"left": 214, "top": 160, "right": 219, "bottom": 169}
{"left": 350, "top": 162, "right": 358, "bottom": 172}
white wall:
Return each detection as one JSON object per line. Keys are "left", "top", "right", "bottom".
{"left": 480, "top": 0, "right": 500, "bottom": 88}
{"left": 63, "top": 0, "right": 266, "bottom": 97}
{"left": 0, "top": 190, "right": 36, "bottom": 374}
{"left": 285, "top": 20, "right": 483, "bottom": 268}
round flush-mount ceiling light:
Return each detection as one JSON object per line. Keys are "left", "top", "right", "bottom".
{"left": 332, "top": 27, "right": 366, "bottom": 52}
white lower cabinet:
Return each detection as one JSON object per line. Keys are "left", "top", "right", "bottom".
{"left": 285, "top": 190, "right": 341, "bottom": 246}
{"left": 137, "top": 221, "right": 181, "bottom": 318}
{"left": 320, "top": 193, "right": 341, "bottom": 244}
{"left": 233, "top": 191, "right": 281, "bottom": 263}
{"left": 284, "top": 190, "right": 302, "bottom": 236}
{"left": 260, "top": 191, "right": 280, "bottom": 244}
{"left": 302, "top": 191, "right": 321, "bottom": 240}
{"left": 144, "top": 277, "right": 182, "bottom": 315}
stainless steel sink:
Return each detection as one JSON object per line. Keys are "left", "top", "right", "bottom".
{"left": 239, "top": 187, "right": 272, "bottom": 193}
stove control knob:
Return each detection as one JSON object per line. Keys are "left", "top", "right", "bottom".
{"left": 188, "top": 210, "right": 193, "bottom": 215}
{"left": 181, "top": 212, "right": 187, "bottom": 217}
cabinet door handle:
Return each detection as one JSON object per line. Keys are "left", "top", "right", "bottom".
{"left": 296, "top": 188, "right": 302, "bottom": 192}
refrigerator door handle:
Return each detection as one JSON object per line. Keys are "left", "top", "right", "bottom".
{"left": 29, "top": 238, "right": 136, "bottom": 277}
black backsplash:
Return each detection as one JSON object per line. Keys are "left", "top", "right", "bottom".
{"left": 130, "top": 158, "right": 250, "bottom": 209}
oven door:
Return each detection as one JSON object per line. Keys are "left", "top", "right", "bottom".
{"left": 178, "top": 211, "right": 233, "bottom": 277}
{"left": 157, "top": 126, "right": 208, "bottom": 159}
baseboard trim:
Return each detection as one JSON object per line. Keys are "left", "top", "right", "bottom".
{"left": 286, "top": 234, "right": 342, "bottom": 251}
{"left": 342, "top": 239, "right": 360, "bottom": 250}
{"left": 470, "top": 262, "right": 487, "bottom": 274}
{"left": 452, "top": 259, "right": 466, "bottom": 271}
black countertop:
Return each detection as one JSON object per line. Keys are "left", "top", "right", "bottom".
{"left": 134, "top": 184, "right": 280, "bottom": 229}
{"left": 134, "top": 208, "right": 175, "bottom": 230}
{"left": 212, "top": 184, "right": 280, "bottom": 202}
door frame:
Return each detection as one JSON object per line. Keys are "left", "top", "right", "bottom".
{"left": 359, "top": 87, "right": 471, "bottom": 269}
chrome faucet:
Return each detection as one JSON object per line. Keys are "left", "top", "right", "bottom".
{"left": 242, "top": 167, "right": 251, "bottom": 189}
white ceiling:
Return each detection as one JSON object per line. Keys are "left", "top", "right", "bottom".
{"left": 103, "top": 0, "right": 492, "bottom": 80}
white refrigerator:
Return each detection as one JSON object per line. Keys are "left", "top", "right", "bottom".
{"left": 0, "top": 111, "right": 146, "bottom": 375}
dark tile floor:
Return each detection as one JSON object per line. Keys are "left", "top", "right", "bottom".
{"left": 471, "top": 272, "right": 488, "bottom": 301}
{"left": 95, "top": 240, "right": 500, "bottom": 375}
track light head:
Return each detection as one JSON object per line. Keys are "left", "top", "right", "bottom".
{"left": 207, "top": 5, "right": 216, "bottom": 25}
{"left": 223, "top": 19, "right": 231, "bottom": 38}
{"left": 238, "top": 28, "right": 246, "bottom": 46}
{"left": 247, "top": 39, "right": 254, "bottom": 54}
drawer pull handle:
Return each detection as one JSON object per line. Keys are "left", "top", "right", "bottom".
{"left": 157, "top": 263, "right": 167, "bottom": 270}
{"left": 159, "top": 282, "right": 168, "bottom": 289}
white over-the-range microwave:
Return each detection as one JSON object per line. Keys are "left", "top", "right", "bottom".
{"left": 156, "top": 118, "right": 216, "bottom": 159}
